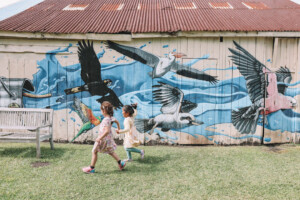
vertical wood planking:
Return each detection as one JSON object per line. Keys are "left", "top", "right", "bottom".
{"left": 0, "top": 37, "right": 299, "bottom": 145}
{"left": 66, "top": 60, "right": 77, "bottom": 142}
{"left": 296, "top": 39, "right": 300, "bottom": 143}
{"left": 177, "top": 37, "right": 188, "bottom": 144}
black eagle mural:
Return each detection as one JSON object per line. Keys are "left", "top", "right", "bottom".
{"left": 64, "top": 40, "right": 123, "bottom": 109}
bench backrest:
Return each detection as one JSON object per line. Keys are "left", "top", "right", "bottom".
{"left": 0, "top": 107, "right": 53, "bottom": 129}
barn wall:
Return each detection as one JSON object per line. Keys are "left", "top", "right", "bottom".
{"left": 0, "top": 37, "right": 299, "bottom": 145}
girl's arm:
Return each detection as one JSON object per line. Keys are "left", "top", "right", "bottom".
{"left": 96, "top": 126, "right": 111, "bottom": 142}
{"left": 132, "top": 109, "right": 137, "bottom": 118}
{"left": 116, "top": 118, "right": 130, "bottom": 134}
{"left": 131, "top": 103, "right": 138, "bottom": 118}
{"left": 112, "top": 119, "right": 120, "bottom": 130}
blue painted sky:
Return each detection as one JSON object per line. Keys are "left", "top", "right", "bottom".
{"left": 0, "top": 0, "right": 44, "bottom": 21}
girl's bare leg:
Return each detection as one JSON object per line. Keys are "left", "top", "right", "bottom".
{"left": 91, "top": 151, "right": 98, "bottom": 167}
{"left": 109, "top": 152, "right": 120, "bottom": 161}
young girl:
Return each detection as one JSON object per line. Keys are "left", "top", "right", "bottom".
{"left": 82, "top": 101, "right": 126, "bottom": 173}
{"left": 116, "top": 103, "right": 144, "bottom": 162}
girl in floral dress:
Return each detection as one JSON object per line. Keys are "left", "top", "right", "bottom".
{"left": 82, "top": 101, "right": 126, "bottom": 173}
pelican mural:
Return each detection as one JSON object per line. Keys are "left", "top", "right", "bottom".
{"left": 230, "top": 41, "right": 297, "bottom": 134}
{"left": 64, "top": 40, "right": 123, "bottom": 109}
{"left": 135, "top": 82, "right": 203, "bottom": 134}
{"left": 106, "top": 41, "right": 218, "bottom": 84}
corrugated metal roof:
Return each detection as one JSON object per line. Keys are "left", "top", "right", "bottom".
{"left": 0, "top": 0, "right": 299, "bottom": 34}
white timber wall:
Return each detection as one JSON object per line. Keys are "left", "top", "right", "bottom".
{"left": 0, "top": 37, "right": 299, "bottom": 145}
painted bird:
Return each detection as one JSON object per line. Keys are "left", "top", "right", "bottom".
{"left": 106, "top": 40, "right": 218, "bottom": 84}
{"left": 64, "top": 40, "right": 123, "bottom": 109}
{"left": 135, "top": 82, "right": 203, "bottom": 134}
{"left": 229, "top": 41, "right": 297, "bottom": 134}
{"left": 71, "top": 97, "right": 101, "bottom": 142}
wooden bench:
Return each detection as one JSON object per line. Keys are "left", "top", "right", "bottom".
{"left": 0, "top": 107, "right": 54, "bottom": 158}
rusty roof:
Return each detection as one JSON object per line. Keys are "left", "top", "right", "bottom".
{"left": 0, "top": 0, "right": 299, "bottom": 34}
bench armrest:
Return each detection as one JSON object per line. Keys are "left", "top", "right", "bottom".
{"left": 30, "top": 124, "right": 52, "bottom": 131}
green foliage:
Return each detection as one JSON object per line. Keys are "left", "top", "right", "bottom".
{"left": 0, "top": 143, "right": 299, "bottom": 200}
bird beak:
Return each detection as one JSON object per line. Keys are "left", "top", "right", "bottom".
{"left": 173, "top": 53, "right": 187, "bottom": 58}
{"left": 191, "top": 120, "right": 204, "bottom": 126}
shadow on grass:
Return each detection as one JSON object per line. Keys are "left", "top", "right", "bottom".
{"left": 136, "top": 154, "right": 171, "bottom": 164}
{"left": 103, "top": 155, "right": 171, "bottom": 175}
{"left": 0, "top": 146, "right": 66, "bottom": 159}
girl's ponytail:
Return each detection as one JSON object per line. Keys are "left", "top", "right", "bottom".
{"left": 123, "top": 104, "right": 137, "bottom": 117}
{"left": 101, "top": 101, "right": 114, "bottom": 116}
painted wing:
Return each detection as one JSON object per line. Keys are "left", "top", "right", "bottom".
{"left": 180, "top": 100, "right": 197, "bottom": 113}
{"left": 106, "top": 40, "right": 160, "bottom": 68}
{"left": 229, "top": 41, "right": 270, "bottom": 103}
{"left": 81, "top": 104, "right": 101, "bottom": 126}
{"left": 171, "top": 63, "right": 218, "bottom": 84}
{"left": 153, "top": 82, "right": 183, "bottom": 114}
{"left": 276, "top": 66, "right": 292, "bottom": 94}
{"left": 72, "top": 97, "right": 101, "bottom": 125}
{"left": 72, "top": 97, "right": 89, "bottom": 124}
{"left": 78, "top": 40, "right": 102, "bottom": 83}
{"left": 96, "top": 89, "right": 123, "bottom": 109}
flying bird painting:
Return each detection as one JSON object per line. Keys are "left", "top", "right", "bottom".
{"left": 229, "top": 41, "right": 297, "bottom": 134}
{"left": 106, "top": 40, "right": 218, "bottom": 84}
{"left": 64, "top": 40, "right": 123, "bottom": 109}
{"left": 135, "top": 82, "right": 203, "bottom": 134}
{"left": 71, "top": 97, "right": 101, "bottom": 142}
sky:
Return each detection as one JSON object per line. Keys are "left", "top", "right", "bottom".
{"left": 289, "top": 0, "right": 300, "bottom": 3}
{"left": 0, "top": 0, "right": 21, "bottom": 9}
{"left": 0, "top": 0, "right": 44, "bottom": 21}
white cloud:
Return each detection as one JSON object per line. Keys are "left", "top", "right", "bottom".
{"left": 0, "top": 0, "right": 22, "bottom": 9}
{"left": 290, "top": 0, "right": 300, "bottom": 4}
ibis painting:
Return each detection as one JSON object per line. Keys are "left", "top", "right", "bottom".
{"left": 5, "top": 39, "right": 300, "bottom": 145}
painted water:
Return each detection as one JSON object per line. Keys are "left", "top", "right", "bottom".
{"left": 23, "top": 44, "right": 300, "bottom": 143}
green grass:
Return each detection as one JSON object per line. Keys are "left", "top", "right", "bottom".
{"left": 0, "top": 143, "right": 299, "bottom": 200}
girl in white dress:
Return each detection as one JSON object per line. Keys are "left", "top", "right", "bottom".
{"left": 116, "top": 103, "right": 144, "bottom": 162}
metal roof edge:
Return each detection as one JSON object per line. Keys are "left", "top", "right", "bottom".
{"left": 132, "top": 31, "right": 300, "bottom": 38}
{"left": 0, "top": 31, "right": 132, "bottom": 41}
{"left": 1, "top": 31, "right": 299, "bottom": 41}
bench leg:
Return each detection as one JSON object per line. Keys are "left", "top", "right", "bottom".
{"left": 50, "top": 126, "right": 54, "bottom": 150}
{"left": 36, "top": 128, "right": 41, "bottom": 158}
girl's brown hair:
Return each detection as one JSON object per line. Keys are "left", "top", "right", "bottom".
{"left": 101, "top": 101, "right": 114, "bottom": 116}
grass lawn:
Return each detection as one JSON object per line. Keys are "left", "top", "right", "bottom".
{"left": 0, "top": 143, "right": 299, "bottom": 200}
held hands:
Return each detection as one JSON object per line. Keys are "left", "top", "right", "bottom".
{"left": 96, "top": 137, "right": 101, "bottom": 143}
{"left": 116, "top": 129, "right": 120, "bottom": 134}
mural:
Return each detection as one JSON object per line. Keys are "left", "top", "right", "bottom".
{"left": 229, "top": 41, "right": 297, "bottom": 134}
{"left": 135, "top": 81, "right": 203, "bottom": 134}
{"left": 64, "top": 40, "right": 123, "bottom": 109}
{"left": 0, "top": 77, "right": 49, "bottom": 108}
{"left": 5, "top": 39, "right": 299, "bottom": 144}
{"left": 71, "top": 97, "right": 101, "bottom": 142}
{"left": 106, "top": 41, "right": 218, "bottom": 83}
